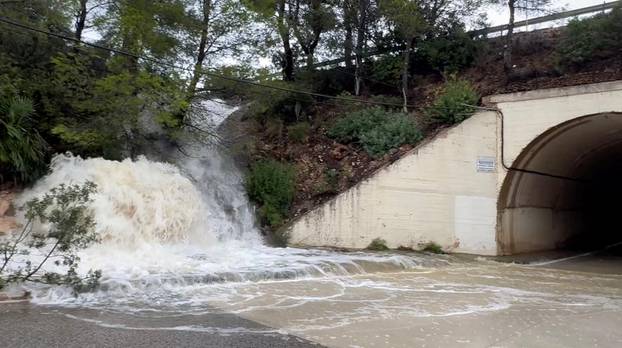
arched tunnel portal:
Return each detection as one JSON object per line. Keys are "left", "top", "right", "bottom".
{"left": 498, "top": 112, "right": 622, "bottom": 255}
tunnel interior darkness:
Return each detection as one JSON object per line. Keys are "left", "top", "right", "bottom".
{"left": 497, "top": 113, "right": 622, "bottom": 255}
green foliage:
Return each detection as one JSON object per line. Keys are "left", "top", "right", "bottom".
{"left": 380, "top": 0, "right": 426, "bottom": 40}
{"left": 0, "top": 182, "right": 101, "bottom": 294}
{"left": 425, "top": 79, "right": 479, "bottom": 124}
{"left": 421, "top": 242, "right": 444, "bottom": 254}
{"left": 248, "top": 80, "right": 314, "bottom": 124}
{"left": 418, "top": 26, "right": 483, "bottom": 74}
{"left": 246, "top": 160, "right": 296, "bottom": 229}
{"left": 0, "top": 96, "right": 47, "bottom": 183}
{"left": 270, "top": 229, "right": 290, "bottom": 247}
{"left": 324, "top": 168, "right": 339, "bottom": 193}
{"left": 328, "top": 107, "right": 422, "bottom": 157}
{"left": 367, "top": 238, "right": 389, "bottom": 251}
{"left": 0, "top": 1, "right": 200, "bottom": 174}
{"left": 314, "top": 168, "right": 340, "bottom": 195}
{"left": 288, "top": 122, "right": 311, "bottom": 143}
{"left": 556, "top": 6, "right": 622, "bottom": 72}
{"left": 369, "top": 55, "right": 403, "bottom": 86}
{"left": 265, "top": 118, "right": 284, "bottom": 139}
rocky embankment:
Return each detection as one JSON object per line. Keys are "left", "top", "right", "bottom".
{"left": 0, "top": 188, "right": 29, "bottom": 302}
{"left": 0, "top": 189, "right": 17, "bottom": 237}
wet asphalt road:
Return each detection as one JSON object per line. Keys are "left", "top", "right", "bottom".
{"left": 0, "top": 303, "right": 323, "bottom": 348}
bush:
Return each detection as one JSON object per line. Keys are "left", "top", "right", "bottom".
{"left": 421, "top": 242, "right": 444, "bottom": 254}
{"left": 288, "top": 122, "right": 311, "bottom": 143}
{"left": 367, "top": 238, "right": 389, "bottom": 251}
{"left": 418, "top": 26, "right": 483, "bottom": 74}
{"left": 0, "top": 96, "right": 47, "bottom": 183}
{"left": 425, "top": 79, "right": 479, "bottom": 124}
{"left": 314, "top": 168, "right": 340, "bottom": 195}
{"left": 264, "top": 118, "right": 284, "bottom": 140}
{"left": 246, "top": 160, "right": 296, "bottom": 229}
{"left": 248, "top": 80, "right": 314, "bottom": 124}
{"left": 556, "top": 7, "right": 622, "bottom": 71}
{"left": 368, "top": 54, "right": 403, "bottom": 86}
{"left": 328, "top": 107, "right": 422, "bottom": 157}
{"left": 270, "top": 229, "right": 290, "bottom": 248}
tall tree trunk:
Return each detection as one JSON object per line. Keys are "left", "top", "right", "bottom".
{"left": 304, "top": 35, "right": 321, "bottom": 71}
{"left": 306, "top": 52, "right": 314, "bottom": 69}
{"left": 503, "top": 0, "right": 516, "bottom": 74}
{"left": 401, "top": 38, "right": 415, "bottom": 113}
{"left": 343, "top": 0, "right": 354, "bottom": 70}
{"left": 354, "top": 0, "right": 368, "bottom": 95}
{"left": 75, "top": 0, "right": 88, "bottom": 40}
{"left": 277, "top": 0, "right": 294, "bottom": 81}
{"left": 120, "top": 34, "right": 139, "bottom": 74}
{"left": 291, "top": 0, "right": 322, "bottom": 72}
{"left": 187, "top": 0, "right": 212, "bottom": 99}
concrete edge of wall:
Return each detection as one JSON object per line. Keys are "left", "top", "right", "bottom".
{"left": 484, "top": 80, "right": 622, "bottom": 105}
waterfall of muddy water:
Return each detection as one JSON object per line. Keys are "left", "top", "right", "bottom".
{"left": 13, "top": 100, "right": 432, "bottom": 306}
{"left": 8, "top": 100, "right": 622, "bottom": 347}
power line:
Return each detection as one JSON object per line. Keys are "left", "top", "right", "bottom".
{"left": 0, "top": 15, "right": 419, "bottom": 110}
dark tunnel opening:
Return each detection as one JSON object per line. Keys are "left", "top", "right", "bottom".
{"left": 579, "top": 160, "right": 622, "bottom": 251}
{"left": 497, "top": 113, "right": 622, "bottom": 255}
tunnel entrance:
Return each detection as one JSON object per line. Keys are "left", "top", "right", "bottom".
{"left": 497, "top": 113, "right": 622, "bottom": 255}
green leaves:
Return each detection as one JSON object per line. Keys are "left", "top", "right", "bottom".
{"left": 246, "top": 160, "right": 296, "bottom": 228}
{"left": 425, "top": 78, "right": 479, "bottom": 124}
{"left": 328, "top": 107, "right": 423, "bottom": 157}
{"left": 380, "top": 0, "right": 427, "bottom": 40}
{"left": 556, "top": 6, "right": 622, "bottom": 72}
{"left": 1, "top": 182, "right": 101, "bottom": 294}
{"left": 0, "top": 96, "right": 47, "bottom": 182}
{"left": 24, "top": 182, "right": 98, "bottom": 252}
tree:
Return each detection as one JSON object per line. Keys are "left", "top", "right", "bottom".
{"left": 184, "top": 0, "right": 254, "bottom": 100}
{"left": 277, "top": 0, "right": 295, "bottom": 80}
{"left": 354, "top": 0, "right": 372, "bottom": 95}
{"left": 330, "top": 0, "right": 375, "bottom": 94}
{"left": 493, "top": 0, "right": 552, "bottom": 73}
{"left": 381, "top": 0, "right": 426, "bottom": 111}
{"left": 187, "top": 0, "right": 213, "bottom": 98}
{"left": 289, "top": 0, "right": 335, "bottom": 69}
{"left": 0, "top": 182, "right": 101, "bottom": 294}
{"left": 342, "top": 0, "right": 356, "bottom": 69}
{"left": 244, "top": 0, "right": 298, "bottom": 80}
{"left": 379, "top": 0, "right": 486, "bottom": 109}
{"left": 74, "top": 0, "right": 89, "bottom": 40}
{"left": 70, "top": 0, "right": 109, "bottom": 40}
{"left": 0, "top": 96, "right": 47, "bottom": 183}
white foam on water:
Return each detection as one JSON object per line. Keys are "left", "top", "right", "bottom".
{"left": 13, "top": 144, "right": 430, "bottom": 308}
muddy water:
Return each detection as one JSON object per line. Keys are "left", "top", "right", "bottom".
{"left": 199, "top": 256, "right": 622, "bottom": 347}
{"left": 31, "top": 253, "right": 622, "bottom": 348}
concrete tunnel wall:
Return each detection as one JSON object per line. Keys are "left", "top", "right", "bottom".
{"left": 491, "top": 81, "right": 622, "bottom": 254}
{"left": 497, "top": 113, "right": 622, "bottom": 254}
{"left": 287, "top": 80, "right": 622, "bottom": 255}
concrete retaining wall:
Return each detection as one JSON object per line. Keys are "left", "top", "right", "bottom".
{"left": 288, "top": 111, "right": 501, "bottom": 255}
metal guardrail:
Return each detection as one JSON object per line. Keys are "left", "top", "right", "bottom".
{"left": 472, "top": 0, "right": 621, "bottom": 36}
{"left": 271, "top": 1, "right": 621, "bottom": 76}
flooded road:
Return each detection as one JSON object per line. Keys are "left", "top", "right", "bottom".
{"left": 203, "top": 254, "right": 622, "bottom": 347}
{"left": 6, "top": 150, "right": 622, "bottom": 347}
{"left": 4, "top": 252, "right": 622, "bottom": 348}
